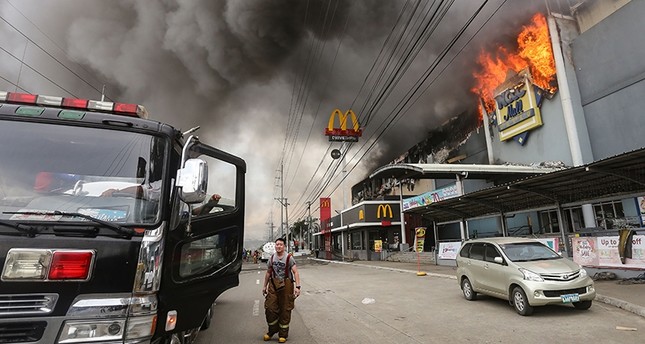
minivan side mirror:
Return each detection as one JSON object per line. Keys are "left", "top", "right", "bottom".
{"left": 494, "top": 256, "right": 504, "bottom": 264}
{"left": 177, "top": 158, "right": 208, "bottom": 204}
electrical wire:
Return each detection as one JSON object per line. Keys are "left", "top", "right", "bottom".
{"left": 0, "top": 44, "right": 79, "bottom": 97}
{"left": 291, "top": 0, "right": 499, "bottom": 220}
{"left": 0, "top": 8, "right": 112, "bottom": 100}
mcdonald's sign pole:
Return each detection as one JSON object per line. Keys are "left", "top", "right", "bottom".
{"left": 325, "top": 109, "right": 362, "bottom": 231}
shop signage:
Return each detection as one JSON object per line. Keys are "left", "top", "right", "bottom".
{"left": 325, "top": 109, "right": 362, "bottom": 142}
{"left": 494, "top": 73, "right": 544, "bottom": 143}
{"left": 376, "top": 204, "right": 393, "bottom": 226}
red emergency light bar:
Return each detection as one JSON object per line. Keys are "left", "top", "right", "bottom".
{"left": 0, "top": 91, "right": 149, "bottom": 119}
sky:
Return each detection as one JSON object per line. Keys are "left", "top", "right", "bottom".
{"left": 0, "top": 0, "right": 545, "bottom": 243}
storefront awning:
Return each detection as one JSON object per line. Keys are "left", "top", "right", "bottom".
{"left": 405, "top": 147, "right": 645, "bottom": 223}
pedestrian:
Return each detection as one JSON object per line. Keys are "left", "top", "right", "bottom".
{"left": 262, "top": 238, "right": 301, "bottom": 343}
{"left": 253, "top": 250, "right": 259, "bottom": 264}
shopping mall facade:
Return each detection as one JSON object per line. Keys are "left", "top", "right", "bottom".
{"left": 314, "top": 0, "right": 645, "bottom": 275}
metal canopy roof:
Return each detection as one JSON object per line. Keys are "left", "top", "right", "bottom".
{"left": 405, "top": 148, "right": 645, "bottom": 223}
{"left": 369, "top": 163, "right": 560, "bottom": 180}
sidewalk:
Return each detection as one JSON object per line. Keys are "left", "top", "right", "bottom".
{"left": 309, "top": 258, "right": 645, "bottom": 319}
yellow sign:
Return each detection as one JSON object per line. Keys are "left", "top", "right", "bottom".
{"left": 376, "top": 204, "right": 393, "bottom": 219}
{"left": 325, "top": 109, "right": 362, "bottom": 142}
{"left": 495, "top": 73, "right": 543, "bottom": 142}
{"left": 415, "top": 227, "right": 426, "bottom": 253}
{"left": 358, "top": 209, "right": 364, "bottom": 220}
{"left": 374, "top": 240, "right": 382, "bottom": 253}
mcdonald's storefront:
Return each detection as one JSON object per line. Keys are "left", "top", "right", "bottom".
{"left": 318, "top": 200, "right": 403, "bottom": 261}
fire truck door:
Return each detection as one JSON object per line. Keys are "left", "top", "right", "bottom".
{"left": 158, "top": 143, "right": 246, "bottom": 335}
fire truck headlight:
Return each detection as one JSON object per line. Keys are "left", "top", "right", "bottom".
{"left": 57, "top": 320, "right": 125, "bottom": 343}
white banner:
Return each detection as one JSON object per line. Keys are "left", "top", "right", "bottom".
{"left": 438, "top": 242, "right": 462, "bottom": 260}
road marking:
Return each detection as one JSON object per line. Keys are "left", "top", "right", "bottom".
{"left": 253, "top": 300, "right": 260, "bottom": 316}
{"left": 256, "top": 279, "right": 260, "bottom": 285}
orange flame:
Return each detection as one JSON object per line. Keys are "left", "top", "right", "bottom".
{"left": 472, "top": 13, "right": 557, "bottom": 116}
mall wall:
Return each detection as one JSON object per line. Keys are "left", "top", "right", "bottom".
{"left": 572, "top": 0, "right": 645, "bottom": 159}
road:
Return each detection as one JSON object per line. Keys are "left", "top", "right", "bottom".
{"left": 197, "top": 260, "right": 645, "bottom": 343}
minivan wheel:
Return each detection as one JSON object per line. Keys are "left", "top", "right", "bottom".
{"left": 461, "top": 278, "right": 477, "bottom": 301}
{"left": 512, "top": 287, "right": 533, "bottom": 316}
{"left": 573, "top": 300, "right": 592, "bottom": 310}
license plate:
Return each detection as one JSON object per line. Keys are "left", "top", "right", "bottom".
{"left": 561, "top": 293, "right": 580, "bottom": 303}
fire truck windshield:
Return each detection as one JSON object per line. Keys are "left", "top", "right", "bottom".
{"left": 0, "top": 120, "right": 167, "bottom": 225}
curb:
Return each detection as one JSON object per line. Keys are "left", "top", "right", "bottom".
{"left": 312, "top": 258, "right": 645, "bottom": 319}
{"left": 595, "top": 294, "right": 645, "bottom": 318}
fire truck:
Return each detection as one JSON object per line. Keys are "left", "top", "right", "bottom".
{"left": 0, "top": 91, "right": 246, "bottom": 343}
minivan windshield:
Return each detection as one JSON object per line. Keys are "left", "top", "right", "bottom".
{"left": 0, "top": 120, "right": 167, "bottom": 225}
{"left": 499, "top": 242, "right": 561, "bottom": 262}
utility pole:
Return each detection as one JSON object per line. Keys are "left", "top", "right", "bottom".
{"left": 266, "top": 213, "right": 275, "bottom": 242}
{"left": 275, "top": 197, "right": 290, "bottom": 252}
{"left": 306, "top": 201, "right": 312, "bottom": 251}
{"left": 280, "top": 163, "right": 284, "bottom": 238}
{"left": 284, "top": 198, "right": 290, "bottom": 252}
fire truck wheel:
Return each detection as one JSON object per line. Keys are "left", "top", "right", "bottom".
{"left": 200, "top": 304, "right": 214, "bottom": 330}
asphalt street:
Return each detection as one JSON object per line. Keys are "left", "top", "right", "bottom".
{"left": 197, "top": 261, "right": 645, "bottom": 343}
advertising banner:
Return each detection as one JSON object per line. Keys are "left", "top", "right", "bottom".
{"left": 572, "top": 237, "right": 598, "bottom": 266}
{"left": 415, "top": 227, "right": 426, "bottom": 253}
{"left": 572, "top": 235, "right": 645, "bottom": 268}
{"left": 438, "top": 242, "right": 462, "bottom": 260}
{"left": 320, "top": 198, "right": 332, "bottom": 259}
{"left": 374, "top": 240, "right": 382, "bottom": 253}
{"left": 402, "top": 184, "right": 459, "bottom": 211}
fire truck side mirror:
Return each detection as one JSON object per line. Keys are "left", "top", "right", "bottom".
{"left": 177, "top": 158, "right": 208, "bottom": 204}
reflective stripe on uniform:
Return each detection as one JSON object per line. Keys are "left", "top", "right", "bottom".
{"left": 268, "top": 319, "right": 278, "bottom": 326}
{"left": 279, "top": 323, "right": 289, "bottom": 328}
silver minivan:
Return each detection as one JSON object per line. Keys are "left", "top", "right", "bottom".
{"left": 456, "top": 237, "right": 596, "bottom": 315}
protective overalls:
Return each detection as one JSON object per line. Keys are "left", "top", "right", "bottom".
{"left": 264, "top": 254, "right": 296, "bottom": 339}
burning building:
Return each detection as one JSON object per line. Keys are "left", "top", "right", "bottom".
{"left": 322, "top": 1, "right": 645, "bottom": 272}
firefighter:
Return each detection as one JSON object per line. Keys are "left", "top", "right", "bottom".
{"left": 262, "top": 238, "right": 301, "bottom": 343}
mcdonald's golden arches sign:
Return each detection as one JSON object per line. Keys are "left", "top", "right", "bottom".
{"left": 376, "top": 204, "right": 394, "bottom": 226}
{"left": 325, "top": 109, "right": 362, "bottom": 142}
{"left": 340, "top": 202, "right": 400, "bottom": 225}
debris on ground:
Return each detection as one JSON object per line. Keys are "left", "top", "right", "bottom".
{"left": 615, "top": 326, "right": 637, "bottom": 331}
{"left": 617, "top": 272, "right": 645, "bottom": 285}
{"left": 592, "top": 272, "right": 617, "bottom": 281}
{"left": 361, "top": 298, "right": 376, "bottom": 305}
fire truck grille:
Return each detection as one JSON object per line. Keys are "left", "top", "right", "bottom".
{"left": 0, "top": 294, "right": 58, "bottom": 316}
{"left": 0, "top": 321, "right": 46, "bottom": 343}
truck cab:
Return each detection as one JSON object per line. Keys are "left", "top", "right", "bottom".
{"left": 0, "top": 92, "right": 246, "bottom": 343}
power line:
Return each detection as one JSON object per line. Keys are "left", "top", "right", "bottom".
{"left": 0, "top": 73, "right": 29, "bottom": 92}
{"left": 0, "top": 44, "right": 79, "bottom": 97}
{"left": 289, "top": 0, "right": 419, "bottom": 215}
{"left": 291, "top": 0, "right": 498, "bottom": 220}
{"left": 1, "top": 1, "right": 112, "bottom": 99}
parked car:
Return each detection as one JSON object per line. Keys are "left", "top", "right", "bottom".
{"left": 456, "top": 237, "right": 595, "bottom": 315}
